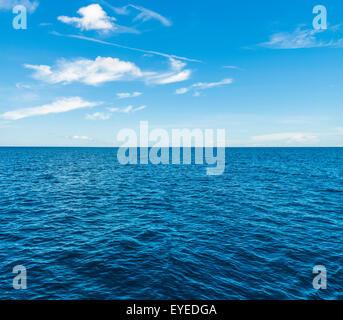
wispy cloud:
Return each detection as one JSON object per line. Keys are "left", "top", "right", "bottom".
{"left": 15, "top": 82, "right": 31, "bottom": 89}
{"left": 99, "top": 1, "right": 172, "bottom": 27}
{"left": 51, "top": 32, "right": 201, "bottom": 63}
{"left": 223, "top": 65, "right": 241, "bottom": 70}
{"left": 0, "top": 0, "right": 39, "bottom": 13}
{"left": 108, "top": 105, "right": 146, "bottom": 114}
{"left": 39, "top": 22, "right": 52, "bottom": 27}
{"left": 86, "top": 112, "right": 111, "bottom": 120}
{"left": 130, "top": 4, "right": 172, "bottom": 27}
{"left": 152, "top": 70, "right": 191, "bottom": 85}
{"left": 176, "top": 78, "right": 233, "bottom": 95}
{"left": 260, "top": 26, "right": 343, "bottom": 49}
{"left": 68, "top": 135, "right": 93, "bottom": 141}
{"left": 25, "top": 56, "right": 191, "bottom": 86}
{"left": 116, "top": 92, "right": 142, "bottom": 99}
{"left": 0, "top": 97, "right": 100, "bottom": 120}
{"left": 58, "top": 4, "right": 116, "bottom": 32}
{"left": 147, "top": 58, "right": 191, "bottom": 85}
{"left": 252, "top": 132, "right": 317, "bottom": 143}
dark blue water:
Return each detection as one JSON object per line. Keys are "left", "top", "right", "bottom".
{"left": 0, "top": 147, "right": 342, "bottom": 300}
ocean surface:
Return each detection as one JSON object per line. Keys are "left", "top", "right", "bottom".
{"left": 0, "top": 147, "right": 342, "bottom": 300}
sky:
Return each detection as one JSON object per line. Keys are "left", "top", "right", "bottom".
{"left": 0, "top": 0, "right": 342, "bottom": 147}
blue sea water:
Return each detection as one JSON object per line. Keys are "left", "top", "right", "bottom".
{"left": 0, "top": 147, "right": 342, "bottom": 300}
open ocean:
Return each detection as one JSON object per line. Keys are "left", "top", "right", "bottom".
{"left": 0, "top": 147, "right": 342, "bottom": 300}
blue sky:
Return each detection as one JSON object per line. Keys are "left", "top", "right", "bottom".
{"left": 0, "top": 0, "right": 342, "bottom": 147}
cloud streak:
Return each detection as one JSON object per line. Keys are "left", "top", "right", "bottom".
{"left": 99, "top": 1, "right": 172, "bottom": 27}
{"left": 86, "top": 112, "right": 111, "bottom": 120}
{"left": 70, "top": 135, "right": 93, "bottom": 141}
{"left": 176, "top": 78, "right": 233, "bottom": 95}
{"left": 0, "top": 97, "right": 100, "bottom": 120}
{"left": 260, "top": 26, "right": 343, "bottom": 49}
{"left": 130, "top": 4, "right": 172, "bottom": 27}
{"left": 51, "top": 32, "right": 201, "bottom": 63}
{"left": 108, "top": 105, "right": 146, "bottom": 114}
{"left": 252, "top": 132, "right": 317, "bottom": 143}
{"left": 117, "top": 92, "right": 142, "bottom": 99}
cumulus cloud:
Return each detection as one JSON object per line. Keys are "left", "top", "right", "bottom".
{"left": 252, "top": 132, "right": 317, "bottom": 143}
{"left": 260, "top": 26, "right": 343, "bottom": 49}
{"left": 108, "top": 105, "right": 146, "bottom": 114}
{"left": 0, "top": 0, "right": 39, "bottom": 13}
{"left": 0, "top": 97, "right": 100, "bottom": 120}
{"left": 176, "top": 78, "right": 233, "bottom": 95}
{"left": 58, "top": 4, "right": 116, "bottom": 32}
{"left": 25, "top": 56, "right": 191, "bottom": 86}
{"left": 86, "top": 112, "right": 111, "bottom": 120}
{"left": 116, "top": 92, "right": 142, "bottom": 99}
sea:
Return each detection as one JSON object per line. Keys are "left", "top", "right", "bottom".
{"left": 0, "top": 147, "right": 342, "bottom": 299}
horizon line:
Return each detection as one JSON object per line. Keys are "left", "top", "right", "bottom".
{"left": 0, "top": 146, "right": 342, "bottom": 148}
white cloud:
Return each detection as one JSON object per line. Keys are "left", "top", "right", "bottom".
{"left": 121, "top": 106, "right": 133, "bottom": 113}
{"left": 224, "top": 65, "right": 240, "bottom": 70}
{"left": 0, "top": 0, "right": 39, "bottom": 13}
{"left": 0, "top": 97, "right": 100, "bottom": 120}
{"left": 193, "top": 78, "right": 233, "bottom": 89}
{"left": 108, "top": 105, "right": 146, "bottom": 114}
{"left": 24, "top": 56, "right": 143, "bottom": 86}
{"left": 154, "top": 70, "right": 191, "bottom": 85}
{"left": 15, "top": 82, "right": 31, "bottom": 89}
{"left": 133, "top": 105, "right": 146, "bottom": 112}
{"left": 175, "top": 87, "right": 189, "bottom": 95}
{"left": 58, "top": 4, "right": 116, "bottom": 32}
{"left": 25, "top": 56, "right": 191, "bottom": 86}
{"left": 130, "top": 4, "right": 172, "bottom": 27}
{"left": 261, "top": 26, "right": 343, "bottom": 49}
{"left": 86, "top": 112, "right": 111, "bottom": 120}
{"left": 116, "top": 92, "right": 142, "bottom": 99}
{"left": 70, "top": 135, "right": 93, "bottom": 141}
{"left": 252, "top": 132, "right": 317, "bottom": 143}
{"left": 100, "top": 1, "right": 172, "bottom": 27}
{"left": 147, "top": 58, "right": 192, "bottom": 85}
{"left": 176, "top": 78, "right": 233, "bottom": 95}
